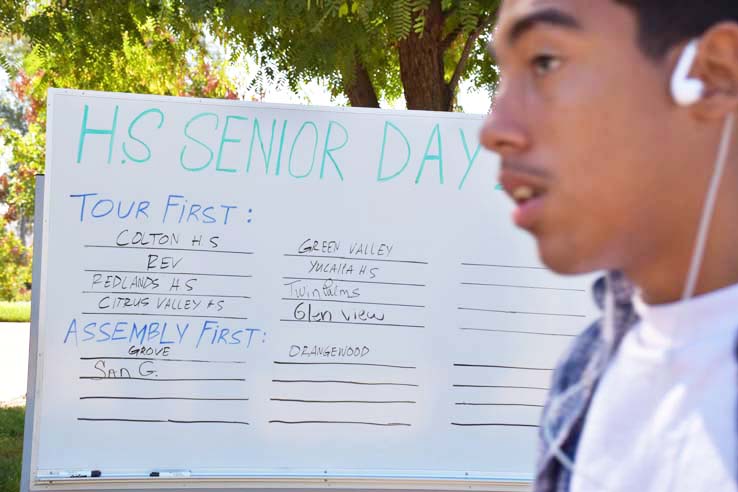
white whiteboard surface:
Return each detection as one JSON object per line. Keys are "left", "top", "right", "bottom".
{"left": 26, "top": 89, "right": 599, "bottom": 491}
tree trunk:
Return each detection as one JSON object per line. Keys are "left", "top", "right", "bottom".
{"left": 397, "top": 0, "right": 452, "bottom": 111}
{"left": 344, "top": 59, "right": 380, "bottom": 108}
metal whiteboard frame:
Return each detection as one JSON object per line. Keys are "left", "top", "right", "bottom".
{"left": 21, "top": 174, "right": 45, "bottom": 492}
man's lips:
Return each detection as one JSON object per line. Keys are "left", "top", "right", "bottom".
{"left": 498, "top": 167, "right": 550, "bottom": 229}
{"left": 498, "top": 167, "right": 550, "bottom": 198}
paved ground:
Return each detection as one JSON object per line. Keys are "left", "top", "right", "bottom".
{"left": 0, "top": 323, "right": 30, "bottom": 406}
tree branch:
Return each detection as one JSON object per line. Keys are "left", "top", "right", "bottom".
{"left": 446, "top": 12, "right": 495, "bottom": 99}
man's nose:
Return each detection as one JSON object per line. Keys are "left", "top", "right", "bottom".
{"left": 480, "top": 92, "right": 529, "bottom": 157}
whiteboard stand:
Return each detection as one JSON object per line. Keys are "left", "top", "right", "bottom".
{"left": 21, "top": 174, "right": 44, "bottom": 492}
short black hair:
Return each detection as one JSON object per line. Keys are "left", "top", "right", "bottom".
{"left": 615, "top": 1, "right": 738, "bottom": 59}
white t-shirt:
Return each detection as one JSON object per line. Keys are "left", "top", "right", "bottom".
{"left": 571, "top": 283, "right": 738, "bottom": 492}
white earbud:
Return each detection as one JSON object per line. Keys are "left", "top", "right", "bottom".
{"left": 671, "top": 39, "right": 705, "bottom": 106}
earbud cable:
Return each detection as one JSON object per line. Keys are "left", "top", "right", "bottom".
{"left": 683, "top": 113, "right": 735, "bottom": 300}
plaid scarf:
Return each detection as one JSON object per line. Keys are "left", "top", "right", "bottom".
{"left": 534, "top": 271, "right": 639, "bottom": 491}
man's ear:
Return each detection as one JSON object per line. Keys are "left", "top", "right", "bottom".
{"left": 691, "top": 22, "right": 738, "bottom": 120}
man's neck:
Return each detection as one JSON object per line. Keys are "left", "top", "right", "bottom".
{"left": 627, "top": 171, "right": 738, "bottom": 305}
{"left": 633, "top": 259, "right": 738, "bottom": 305}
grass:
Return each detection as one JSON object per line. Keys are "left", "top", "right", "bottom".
{"left": 0, "top": 302, "right": 31, "bottom": 323}
{"left": 0, "top": 406, "right": 24, "bottom": 492}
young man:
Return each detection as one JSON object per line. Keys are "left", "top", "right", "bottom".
{"left": 480, "top": 1, "right": 738, "bottom": 491}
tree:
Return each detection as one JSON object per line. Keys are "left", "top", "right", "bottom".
{"left": 5, "top": 1, "right": 499, "bottom": 111}
{"left": 11, "top": 0, "right": 236, "bottom": 115}
{"left": 190, "top": 0, "right": 499, "bottom": 111}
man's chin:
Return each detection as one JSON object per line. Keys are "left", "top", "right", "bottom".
{"left": 537, "top": 240, "right": 599, "bottom": 276}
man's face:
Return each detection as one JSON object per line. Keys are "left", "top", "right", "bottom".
{"left": 481, "top": 0, "right": 706, "bottom": 275}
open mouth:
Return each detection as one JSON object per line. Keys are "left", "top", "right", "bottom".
{"left": 498, "top": 170, "right": 549, "bottom": 229}
{"left": 499, "top": 167, "right": 549, "bottom": 202}
{"left": 510, "top": 185, "right": 546, "bottom": 229}
{"left": 511, "top": 185, "right": 542, "bottom": 205}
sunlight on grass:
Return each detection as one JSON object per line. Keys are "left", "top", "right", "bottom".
{"left": 0, "top": 302, "right": 30, "bottom": 323}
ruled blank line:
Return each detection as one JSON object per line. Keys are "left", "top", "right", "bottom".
{"left": 455, "top": 403, "right": 544, "bottom": 408}
{"left": 453, "top": 384, "right": 550, "bottom": 390}
{"left": 460, "top": 327, "right": 576, "bottom": 337}
{"left": 78, "top": 417, "right": 165, "bottom": 423}
{"left": 283, "top": 276, "right": 425, "bottom": 287}
{"left": 458, "top": 307, "right": 587, "bottom": 318}
{"left": 270, "top": 420, "right": 411, "bottom": 427}
{"left": 274, "top": 361, "right": 416, "bottom": 369}
{"left": 168, "top": 419, "right": 249, "bottom": 425}
{"left": 82, "top": 291, "right": 251, "bottom": 299}
{"left": 80, "top": 377, "right": 245, "bottom": 382}
{"left": 78, "top": 417, "right": 250, "bottom": 425}
{"left": 85, "top": 269, "right": 252, "bottom": 278}
{"left": 281, "top": 297, "right": 424, "bottom": 308}
{"left": 284, "top": 253, "right": 427, "bottom": 265}
{"left": 460, "top": 263, "right": 547, "bottom": 270}
{"left": 81, "top": 312, "right": 248, "bottom": 320}
{"left": 279, "top": 319, "right": 424, "bottom": 328}
{"left": 85, "top": 245, "right": 254, "bottom": 255}
{"left": 80, "top": 396, "right": 249, "bottom": 401}
{"left": 451, "top": 422, "right": 538, "bottom": 428}
{"left": 271, "top": 398, "right": 416, "bottom": 404}
{"left": 454, "top": 363, "right": 552, "bottom": 371}
{"left": 80, "top": 356, "right": 245, "bottom": 364}
{"left": 460, "top": 282, "right": 585, "bottom": 292}
{"left": 272, "top": 379, "right": 418, "bottom": 387}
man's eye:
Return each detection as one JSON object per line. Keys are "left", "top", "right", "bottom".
{"left": 531, "top": 54, "right": 561, "bottom": 76}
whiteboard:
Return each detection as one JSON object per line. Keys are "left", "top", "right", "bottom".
{"left": 24, "top": 89, "right": 599, "bottom": 491}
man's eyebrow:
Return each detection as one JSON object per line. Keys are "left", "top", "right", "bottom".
{"left": 507, "top": 8, "right": 582, "bottom": 45}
